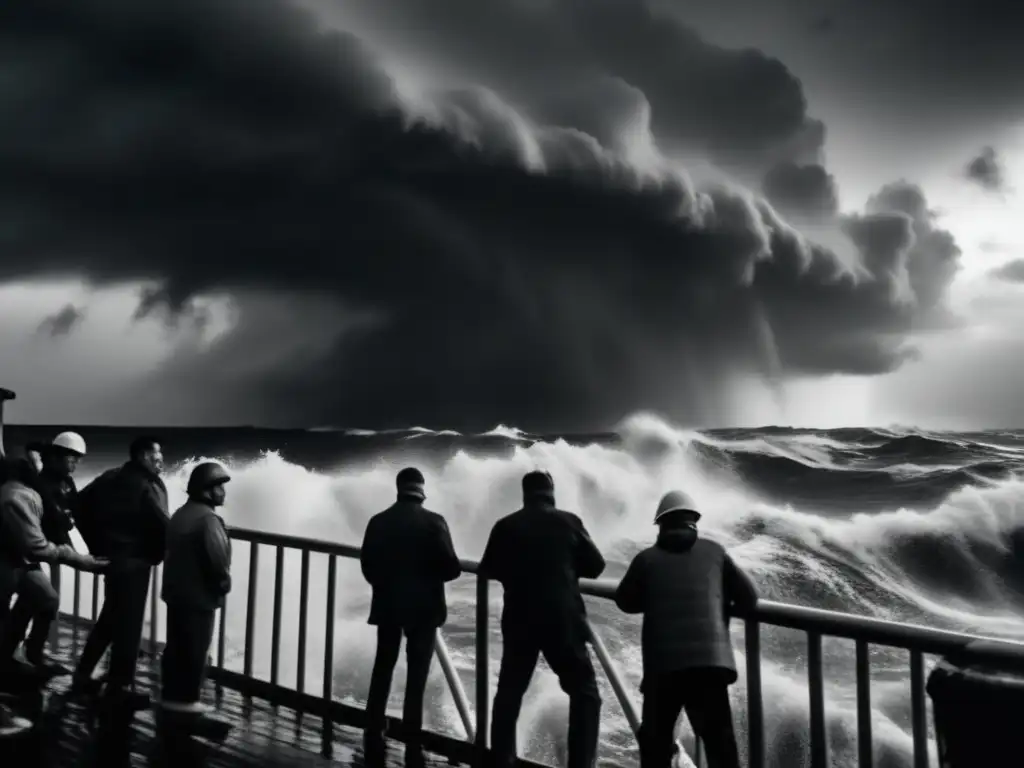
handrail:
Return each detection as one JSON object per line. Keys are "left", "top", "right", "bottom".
{"left": 228, "top": 525, "right": 1024, "bottom": 659}
{"left": 54, "top": 524, "right": 1024, "bottom": 768}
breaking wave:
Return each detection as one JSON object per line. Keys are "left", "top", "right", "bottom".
{"left": 61, "top": 414, "right": 1024, "bottom": 768}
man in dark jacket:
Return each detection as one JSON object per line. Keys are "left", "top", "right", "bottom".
{"left": 479, "top": 471, "right": 606, "bottom": 768}
{"left": 159, "top": 461, "right": 232, "bottom": 720}
{"left": 71, "top": 436, "right": 169, "bottom": 708}
{"left": 0, "top": 459, "right": 107, "bottom": 688}
{"left": 615, "top": 490, "right": 759, "bottom": 768}
{"left": 360, "top": 468, "right": 462, "bottom": 768}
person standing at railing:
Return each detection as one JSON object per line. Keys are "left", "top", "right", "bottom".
{"left": 70, "top": 436, "right": 169, "bottom": 711}
{"left": 360, "top": 467, "right": 462, "bottom": 768}
{"left": 614, "top": 490, "right": 758, "bottom": 768}
{"left": 158, "top": 461, "right": 232, "bottom": 729}
{"left": 0, "top": 457, "right": 108, "bottom": 694}
{"left": 5, "top": 432, "right": 88, "bottom": 678}
{"left": 479, "top": 470, "right": 606, "bottom": 768}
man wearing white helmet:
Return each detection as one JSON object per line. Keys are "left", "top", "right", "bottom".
{"left": 3, "top": 431, "right": 89, "bottom": 677}
{"left": 614, "top": 491, "right": 759, "bottom": 768}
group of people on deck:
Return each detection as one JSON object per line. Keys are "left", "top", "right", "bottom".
{"left": 361, "top": 468, "right": 759, "bottom": 768}
{"left": 0, "top": 433, "right": 233, "bottom": 749}
{"left": 1, "top": 431, "right": 759, "bottom": 768}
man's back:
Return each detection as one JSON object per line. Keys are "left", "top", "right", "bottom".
{"left": 480, "top": 504, "right": 605, "bottom": 638}
{"left": 360, "top": 501, "right": 461, "bottom": 629}
{"left": 616, "top": 526, "right": 757, "bottom": 676}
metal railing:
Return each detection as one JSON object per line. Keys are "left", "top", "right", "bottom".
{"left": 54, "top": 525, "right": 1024, "bottom": 768}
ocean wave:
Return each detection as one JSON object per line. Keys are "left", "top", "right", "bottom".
{"left": 60, "top": 413, "right": 1024, "bottom": 768}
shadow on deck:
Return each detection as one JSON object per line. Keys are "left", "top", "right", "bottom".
{"left": 3, "top": 621, "right": 445, "bottom": 768}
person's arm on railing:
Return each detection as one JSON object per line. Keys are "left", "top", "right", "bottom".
{"left": 723, "top": 554, "right": 758, "bottom": 616}
{"left": 614, "top": 554, "right": 646, "bottom": 614}
{"left": 1, "top": 492, "right": 106, "bottom": 571}
{"left": 571, "top": 513, "right": 606, "bottom": 579}
{"left": 433, "top": 515, "right": 462, "bottom": 582}
{"left": 140, "top": 483, "right": 171, "bottom": 565}
{"left": 477, "top": 522, "right": 504, "bottom": 582}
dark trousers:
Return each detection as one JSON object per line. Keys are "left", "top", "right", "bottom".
{"left": 640, "top": 668, "right": 740, "bottom": 768}
{"left": 364, "top": 625, "right": 435, "bottom": 754}
{"left": 1, "top": 568, "right": 59, "bottom": 665}
{"left": 491, "top": 633, "right": 601, "bottom": 768}
{"left": 76, "top": 560, "right": 152, "bottom": 689}
{"left": 161, "top": 605, "right": 216, "bottom": 705}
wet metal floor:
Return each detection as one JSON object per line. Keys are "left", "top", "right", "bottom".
{"left": 2, "top": 621, "right": 445, "bottom": 768}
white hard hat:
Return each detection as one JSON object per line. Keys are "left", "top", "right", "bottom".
{"left": 52, "top": 431, "right": 87, "bottom": 456}
{"left": 654, "top": 490, "right": 700, "bottom": 524}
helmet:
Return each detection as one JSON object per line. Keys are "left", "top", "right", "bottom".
{"left": 654, "top": 490, "right": 700, "bottom": 524}
{"left": 52, "top": 431, "right": 87, "bottom": 456}
{"left": 187, "top": 462, "right": 231, "bottom": 495}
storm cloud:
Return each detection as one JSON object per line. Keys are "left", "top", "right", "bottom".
{"left": 37, "top": 304, "right": 86, "bottom": 338}
{"left": 965, "top": 146, "right": 1008, "bottom": 193}
{"left": 0, "top": 0, "right": 962, "bottom": 430}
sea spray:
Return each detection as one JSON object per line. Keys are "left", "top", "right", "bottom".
{"left": 51, "top": 414, "right": 1024, "bottom": 767}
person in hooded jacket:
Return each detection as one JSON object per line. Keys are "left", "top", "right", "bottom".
{"left": 614, "top": 491, "right": 759, "bottom": 768}
{"left": 360, "top": 468, "right": 462, "bottom": 768}
{"left": 479, "top": 470, "right": 606, "bottom": 768}
{"left": 70, "top": 436, "right": 169, "bottom": 709}
{"left": 0, "top": 458, "right": 107, "bottom": 689}
{"left": 159, "top": 461, "right": 232, "bottom": 720}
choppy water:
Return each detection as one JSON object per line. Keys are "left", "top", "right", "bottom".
{"left": 9, "top": 414, "right": 1024, "bottom": 767}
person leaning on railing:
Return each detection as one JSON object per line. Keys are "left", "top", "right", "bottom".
{"left": 0, "top": 457, "right": 108, "bottom": 695}
{"left": 479, "top": 470, "right": 606, "bottom": 768}
{"left": 615, "top": 491, "right": 759, "bottom": 768}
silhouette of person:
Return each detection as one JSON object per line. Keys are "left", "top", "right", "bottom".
{"left": 615, "top": 490, "right": 758, "bottom": 768}
{"left": 159, "top": 462, "right": 231, "bottom": 719}
{"left": 479, "top": 470, "right": 606, "bottom": 768}
{"left": 360, "top": 468, "right": 462, "bottom": 768}
{"left": 72, "top": 436, "right": 169, "bottom": 711}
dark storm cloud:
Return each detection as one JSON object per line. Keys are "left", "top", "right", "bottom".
{"left": 965, "top": 146, "right": 1007, "bottom": 193}
{"left": 0, "top": 0, "right": 961, "bottom": 429}
{"left": 37, "top": 304, "right": 85, "bottom": 338}
{"left": 761, "top": 162, "right": 839, "bottom": 219}
{"left": 333, "top": 0, "right": 827, "bottom": 173}
{"left": 990, "top": 260, "right": 1024, "bottom": 283}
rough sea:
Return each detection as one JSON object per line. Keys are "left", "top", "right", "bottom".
{"left": 8, "top": 414, "right": 1024, "bottom": 768}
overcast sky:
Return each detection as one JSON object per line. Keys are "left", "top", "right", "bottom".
{"left": 1, "top": 0, "right": 1022, "bottom": 430}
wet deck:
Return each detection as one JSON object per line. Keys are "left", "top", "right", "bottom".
{"left": 2, "top": 621, "right": 448, "bottom": 768}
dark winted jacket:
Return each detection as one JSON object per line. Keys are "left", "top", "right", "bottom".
{"left": 79, "top": 462, "right": 169, "bottom": 564}
{"left": 37, "top": 468, "right": 78, "bottom": 548}
{"left": 161, "top": 499, "right": 232, "bottom": 611}
{"left": 615, "top": 527, "right": 758, "bottom": 683}
{"left": 479, "top": 502, "right": 606, "bottom": 641}
{"left": 360, "top": 499, "right": 462, "bottom": 630}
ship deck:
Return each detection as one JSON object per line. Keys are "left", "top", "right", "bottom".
{"left": 4, "top": 622, "right": 411, "bottom": 768}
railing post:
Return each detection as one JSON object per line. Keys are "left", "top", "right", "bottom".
{"left": 322, "top": 554, "right": 338, "bottom": 758}
{"left": 910, "top": 650, "right": 929, "bottom": 768}
{"left": 808, "top": 631, "right": 828, "bottom": 768}
{"left": 270, "top": 545, "right": 284, "bottom": 696}
{"left": 243, "top": 543, "right": 259, "bottom": 684}
{"left": 150, "top": 566, "right": 160, "bottom": 655}
{"left": 435, "top": 630, "right": 476, "bottom": 741}
{"left": 856, "top": 640, "right": 873, "bottom": 768}
{"left": 71, "top": 568, "right": 82, "bottom": 655}
{"left": 745, "top": 619, "right": 764, "bottom": 768}
{"left": 475, "top": 575, "right": 490, "bottom": 768}
{"left": 296, "top": 548, "right": 310, "bottom": 697}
